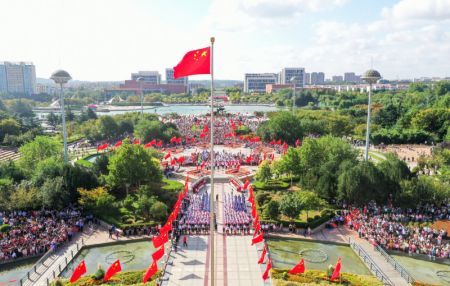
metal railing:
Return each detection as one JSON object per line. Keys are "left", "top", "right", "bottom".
{"left": 19, "top": 238, "right": 84, "bottom": 286}
{"left": 375, "top": 244, "right": 415, "bottom": 285}
{"left": 349, "top": 238, "right": 394, "bottom": 286}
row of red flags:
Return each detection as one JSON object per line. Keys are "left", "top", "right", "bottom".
{"left": 69, "top": 177, "right": 190, "bottom": 284}
{"left": 246, "top": 181, "right": 341, "bottom": 281}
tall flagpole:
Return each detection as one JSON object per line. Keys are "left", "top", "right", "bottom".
{"left": 209, "top": 36, "right": 215, "bottom": 286}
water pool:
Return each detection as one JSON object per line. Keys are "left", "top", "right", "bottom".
{"left": 266, "top": 237, "right": 371, "bottom": 275}
{"left": 392, "top": 254, "right": 450, "bottom": 286}
{"left": 0, "top": 258, "right": 38, "bottom": 286}
{"left": 59, "top": 240, "right": 169, "bottom": 278}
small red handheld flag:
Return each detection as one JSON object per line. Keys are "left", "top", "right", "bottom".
{"left": 289, "top": 258, "right": 305, "bottom": 274}
{"left": 103, "top": 260, "right": 121, "bottom": 282}
{"left": 142, "top": 260, "right": 158, "bottom": 283}
{"left": 173, "top": 47, "right": 211, "bottom": 79}
{"left": 262, "top": 259, "right": 272, "bottom": 281}
{"left": 70, "top": 260, "right": 87, "bottom": 283}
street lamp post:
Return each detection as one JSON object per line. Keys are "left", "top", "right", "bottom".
{"left": 51, "top": 70, "right": 72, "bottom": 163}
{"left": 361, "top": 69, "right": 381, "bottom": 161}
{"left": 136, "top": 77, "right": 145, "bottom": 119}
{"left": 290, "top": 76, "right": 298, "bottom": 114}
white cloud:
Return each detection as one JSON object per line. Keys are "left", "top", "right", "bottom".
{"left": 291, "top": 0, "right": 450, "bottom": 79}
{"left": 382, "top": 0, "right": 450, "bottom": 20}
{"left": 205, "top": 0, "right": 349, "bottom": 32}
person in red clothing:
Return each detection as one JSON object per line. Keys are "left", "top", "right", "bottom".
{"left": 183, "top": 236, "right": 188, "bottom": 247}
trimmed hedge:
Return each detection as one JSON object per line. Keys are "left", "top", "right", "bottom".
{"left": 51, "top": 270, "right": 162, "bottom": 286}
{"left": 271, "top": 268, "right": 383, "bottom": 286}
{"left": 253, "top": 180, "right": 290, "bottom": 191}
{"left": 261, "top": 210, "right": 335, "bottom": 229}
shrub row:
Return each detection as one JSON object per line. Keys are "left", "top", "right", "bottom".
{"left": 252, "top": 180, "right": 290, "bottom": 191}
{"left": 260, "top": 211, "right": 335, "bottom": 229}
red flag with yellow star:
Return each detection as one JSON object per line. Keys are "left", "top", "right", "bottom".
{"left": 173, "top": 47, "right": 210, "bottom": 79}
{"left": 103, "top": 260, "right": 122, "bottom": 282}
{"left": 70, "top": 260, "right": 87, "bottom": 283}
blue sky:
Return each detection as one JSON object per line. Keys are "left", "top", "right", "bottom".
{"left": 0, "top": 0, "right": 449, "bottom": 81}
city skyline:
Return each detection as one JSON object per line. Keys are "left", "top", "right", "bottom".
{"left": 1, "top": 0, "right": 449, "bottom": 81}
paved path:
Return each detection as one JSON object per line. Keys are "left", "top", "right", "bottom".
{"left": 165, "top": 236, "right": 209, "bottom": 286}
{"left": 349, "top": 235, "right": 409, "bottom": 286}
{"left": 165, "top": 183, "right": 270, "bottom": 286}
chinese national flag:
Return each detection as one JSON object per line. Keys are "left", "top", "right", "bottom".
{"left": 70, "top": 260, "right": 87, "bottom": 283}
{"left": 258, "top": 245, "right": 267, "bottom": 264}
{"left": 173, "top": 47, "right": 211, "bottom": 79}
{"left": 142, "top": 260, "right": 158, "bottom": 283}
{"left": 330, "top": 258, "right": 342, "bottom": 280}
{"left": 262, "top": 259, "right": 272, "bottom": 281}
{"left": 251, "top": 232, "right": 264, "bottom": 245}
{"left": 152, "top": 233, "right": 169, "bottom": 249}
{"left": 289, "top": 258, "right": 305, "bottom": 274}
{"left": 103, "top": 260, "right": 121, "bottom": 282}
{"left": 152, "top": 246, "right": 165, "bottom": 261}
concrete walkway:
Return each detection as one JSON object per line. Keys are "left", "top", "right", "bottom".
{"left": 165, "top": 236, "right": 209, "bottom": 286}
{"left": 349, "top": 235, "right": 409, "bottom": 286}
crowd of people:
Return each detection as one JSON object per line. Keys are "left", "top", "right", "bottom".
{"left": 164, "top": 114, "right": 265, "bottom": 145}
{"left": 0, "top": 208, "right": 90, "bottom": 262}
{"left": 349, "top": 202, "right": 449, "bottom": 259}
{"left": 178, "top": 192, "right": 210, "bottom": 234}
{"left": 223, "top": 193, "right": 251, "bottom": 235}
{"left": 186, "top": 149, "right": 262, "bottom": 169}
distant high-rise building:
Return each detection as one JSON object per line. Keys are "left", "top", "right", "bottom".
{"left": 131, "top": 71, "right": 161, "bottom": 84}
{"left": 0, "top": 62, "right": 36, "bottom": 94}
{"left": 280, "top": 67, "right": 305, "bottom": 87}
{"left": 165, "top": 68, "right": 188, "bottom": 85}
{"left": 332, "top": 75, "right": 344, "bottom": 83}
{"left": 244, "top": 73, "right": 278, "bottom": 93}
{"left": 344, "top": 72, "right": 361, "bottom": 83}
{"left": 310, "top": 72, "right": 325, "bottom": 85}
{"left": 304, "top": 73, "right": 311, "bottom": 85}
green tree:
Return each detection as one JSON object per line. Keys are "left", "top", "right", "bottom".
{"left": 298, "top": 191, "right": 326, "bottom": 220}
{"left": 337, "top": 161, "right": 386, "bottom": 205}
{"left": 106, "top": 143, "right": 162, "bottom": 192}
{"left": 40, "top": 176, "right": 69, "bottom": 209}
{"left": 298, "top": 136, "right": 358, "bottom": 200}
{"left": 0, "top": 118, "right": 20, "bottom": 142}
{"left": 78, "top": 187, "right": 117, "bottom": 217}
{"left": 150, "top": 201, "right": 168, "bottom": 221}
{"left": 411, "top": 108, "right": 450, "bottom": 139}
{"left": 97, "top": 116, "right": 119, "bottom": 139}
{"left": 46, "top": 112, "right": 60, "bottom": 128}
{"left": 19, "top": 136, "right": 63, "bottom": 171}
{"left": 435, "top": 80, "right": 450, "bottom": 96}
{"left": 257, "top": 111, "right": 303, "bottom": 144}
{"left": 279, "top": 193, "right": 302, "bottom": 219}
{"left": 263, "top": 200, "right": 280, "bottom": 220}
{"left": 256, "top": 160, "right": 272, "bottom": 182}
{"left": 0, "top": 178, "right": 13, "bottom": 210}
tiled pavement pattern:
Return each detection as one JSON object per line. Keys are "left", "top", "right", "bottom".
{"left": 165, "top": 235, "right": 209, "bottom": 286}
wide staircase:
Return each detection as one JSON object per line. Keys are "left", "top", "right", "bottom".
{"left": 0, "top": 148, "right": 20, "bottom": 161}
